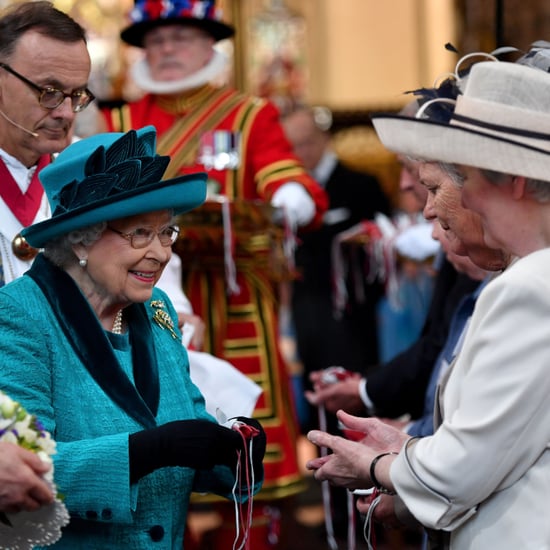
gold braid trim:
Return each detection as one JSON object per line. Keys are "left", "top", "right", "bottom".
{"left": 227, "top": 97, "right": 267, "bottom": 198}
{"left": 157, "top": 87, "right": 245, "bottom": 179}
{"left": 154, "top": 84, "right": 214, "bottom": 114}
{"left": 108, "top": 104, "right": 133, "bottom": 133}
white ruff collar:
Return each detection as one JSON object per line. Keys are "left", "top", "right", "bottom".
{"left": 131, "top": 49, "right": 228, "bottom": 95}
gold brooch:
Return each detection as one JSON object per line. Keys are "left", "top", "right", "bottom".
{"left": 151, "top": 303, "right": 179, "bottom": 340}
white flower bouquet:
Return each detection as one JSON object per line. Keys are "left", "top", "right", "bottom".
{"left": 0, "top": 391, "right": 69, "bottom": 548}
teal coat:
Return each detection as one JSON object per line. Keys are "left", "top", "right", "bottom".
{"left": 0, "top": 255, "right": 259, "bottom": 549}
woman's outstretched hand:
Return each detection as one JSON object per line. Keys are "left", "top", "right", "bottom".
{"left": 306, "top": 410, "right": 409, "bottom": 489}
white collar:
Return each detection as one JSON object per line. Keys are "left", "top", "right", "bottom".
{"left": 131, "top": 49, "right": 228, "bottom": 95}
{"left": 0, "top": 147, "right": 39, "bottom": 191}
{"left": 0, "top": 147, "right": 31, "bottom": 172}
{"left": 312, "top": 149, "right": 338, "bottom": 187}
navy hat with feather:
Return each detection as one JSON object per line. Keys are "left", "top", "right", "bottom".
{"left": 21, "top": 126, "right": 207, "bottom": 248}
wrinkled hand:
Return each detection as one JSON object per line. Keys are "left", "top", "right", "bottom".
{"left": 357, "top": 493, "right": 401, "bottom": 529}
{"left": 379, "top": 417, "right": 411, "bottom": 432}
{"left": 306, "top": 371, "right": 365, "bottom": 415}
{"left": 306, "top": 411, "right": 410, "bottom": 489}
{"left": 306, "top": 429, "right": 374, "bottom": 490}
{"left": 337, "top": 411, "right": 410, "bottom": 454}
{"left": 0, "top": 442, "right": 53, "bottom": 514}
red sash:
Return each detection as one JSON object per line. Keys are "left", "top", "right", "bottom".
{"left": 0, "top": 155, "right": 49, "bottom": 226}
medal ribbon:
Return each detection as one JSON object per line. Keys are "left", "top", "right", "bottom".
{"left": 157, "top": 87, "right": 244, "bottom": 179}
{"left": 0, "top": 155, "right": 49, "bottom": 226}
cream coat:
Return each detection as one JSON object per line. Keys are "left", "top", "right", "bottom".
{"left": 391, "top": 248, "right": 550, "bottom": 549}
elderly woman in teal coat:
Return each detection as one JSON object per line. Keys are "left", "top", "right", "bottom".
{"left": 0, "top": 126, "right": 265, "bottom": 548}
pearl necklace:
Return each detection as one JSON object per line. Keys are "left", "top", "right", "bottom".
{"left": 112, "top": 310, "right": 123, "bottom": 334}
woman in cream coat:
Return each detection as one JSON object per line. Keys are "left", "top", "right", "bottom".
{"left": 305, "top": 60, "right": 550, "bottom": 548}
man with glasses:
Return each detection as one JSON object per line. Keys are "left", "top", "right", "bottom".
{"left": 0, "top": 1, "right": 93, "bottom": 287}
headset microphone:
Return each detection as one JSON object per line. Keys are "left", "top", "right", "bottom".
{"left": 0, "top": 108, "right": 39, "bottom": 137}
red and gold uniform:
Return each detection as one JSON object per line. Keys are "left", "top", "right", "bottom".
{"left": 104, "top": 84, "right": 328, "bottom": 547}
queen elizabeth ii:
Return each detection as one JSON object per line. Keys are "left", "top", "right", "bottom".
{"left": 0, "top": 126, "right": 265, "bottom": 549}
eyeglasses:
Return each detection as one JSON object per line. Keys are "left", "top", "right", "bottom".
{"left": 107, "top": 225, "right": 180, "bottom": 249}
{"left": 0, "top": 63, "right": 95, "bottom": 113}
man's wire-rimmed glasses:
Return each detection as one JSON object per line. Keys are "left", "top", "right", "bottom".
{"left": 0, "top": 62, "right": 95, "bottom": 113}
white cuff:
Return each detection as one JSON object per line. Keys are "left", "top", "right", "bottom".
{"left": 358, "top": 378, "right": 375, "bottom": 413}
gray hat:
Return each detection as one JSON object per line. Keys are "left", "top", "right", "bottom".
{"left": 372, "top": 61, "right": 550, "bottom": 182}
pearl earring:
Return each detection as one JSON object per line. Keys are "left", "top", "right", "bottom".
{"left": 79, "top": 258, "right": 87, "bottom": 267}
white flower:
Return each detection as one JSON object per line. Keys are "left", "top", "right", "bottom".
{"left": 0, "top": 390, "right": 56, "bottom": 458}
{"left": 0, "top": 391, "right": 67, "bottom": 546}
{"left": 15, "top": 416, "right": 37, "bottom": 444}
{"left": 37, "top": 452, "right": 54, "bottom": 484}
{"left": 37, "top": 432, "right": 56, "bottom": 456}
{"left": 0, "top": 394, "right": 17, "bottom": 419}
{"left": 0, "top": 417, "right": 14, "bottom": 431}
{"left": 1, "top": 431, "right": 18, "bottom": 445}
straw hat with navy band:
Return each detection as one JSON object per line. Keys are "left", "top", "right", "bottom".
{"left": 120, "top": 0, "right": 234, "bottom": 47}
{"left": 21, "top": 126, "right": 207, "bottom": 248}
{"left": 372, "top": 61, "right": 550, "bottom": 183}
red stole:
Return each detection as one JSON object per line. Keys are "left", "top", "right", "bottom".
{"left": 0, "top": 154, "right": 49, "bottom": 226}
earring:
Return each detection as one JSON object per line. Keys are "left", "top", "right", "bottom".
{"left": 79, "top": 258, "right": 87, "bottom": 267}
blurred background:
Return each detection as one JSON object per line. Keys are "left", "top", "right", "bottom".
{"left": 2, "top": 0, "right": 547, "bottom": 205}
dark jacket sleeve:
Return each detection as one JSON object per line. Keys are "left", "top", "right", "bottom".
{"left": 366, "top": 258, "right": 480, "bottom": 419}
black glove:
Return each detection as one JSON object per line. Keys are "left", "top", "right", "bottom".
{"left": 230, "top": 417, "right": 266, "bottom": 482}
{"left": 129, "top": 419, "right": 242, "bottom": 483}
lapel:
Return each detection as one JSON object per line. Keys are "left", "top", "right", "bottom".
{"left": 27, "top": 254, "right": 160, "bottom": 428}
{"left": 433, "top": 356, "right": 458, "bottom": 429}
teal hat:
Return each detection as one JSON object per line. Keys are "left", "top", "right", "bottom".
{"left": 22, "top": 126, "right": 207, "bottom": 248}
